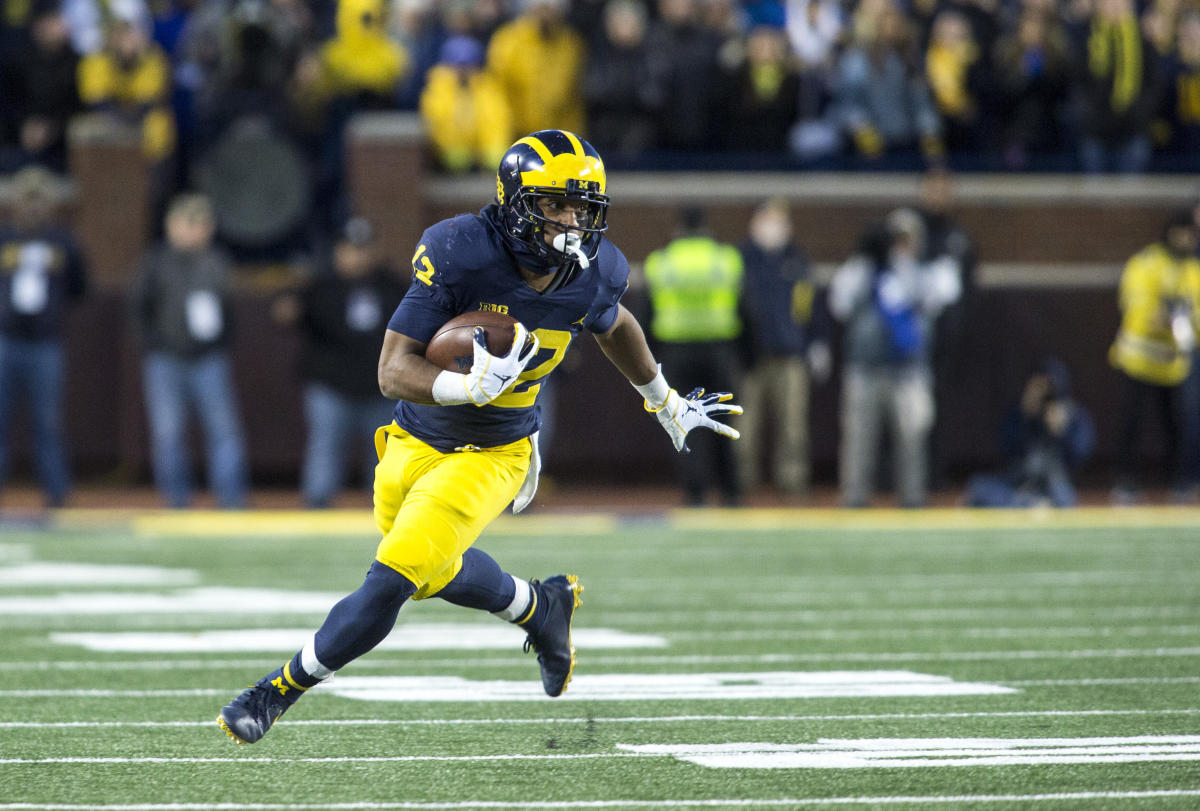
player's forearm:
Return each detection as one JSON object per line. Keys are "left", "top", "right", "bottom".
{"left": 378, "top": 330, "right": 444, "bottom": 403}
{"left": 595, "top": 304, "right": 659, "bottom": 386}
{"left": 378, "top": 352, "right": 443, "bottom": 404}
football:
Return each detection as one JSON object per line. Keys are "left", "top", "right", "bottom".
{"left": 425, "top": 310, "right": 520, "bottom": 373}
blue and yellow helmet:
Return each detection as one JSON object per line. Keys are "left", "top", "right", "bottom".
{"left": 496, "top": 130, "right": 609, "bottom": 270}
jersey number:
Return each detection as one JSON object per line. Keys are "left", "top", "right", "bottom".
{"left": 412, "top": 245, "right": 436, "bottom": 286}
{"left": 491, "top": 328, "right": 571, "bottom": 409}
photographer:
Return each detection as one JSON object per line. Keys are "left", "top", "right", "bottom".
{"left": 965, "top": 358, "right": 1095, "bottom": 508}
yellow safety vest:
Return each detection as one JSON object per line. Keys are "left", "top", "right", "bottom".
{"left": 1109, "top": 243, "right": 1200, "bottom": 386}
{"left": 644, "top": 237, "right": 744, "bottom": 343}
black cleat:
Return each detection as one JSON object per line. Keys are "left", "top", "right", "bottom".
{"left": 217, "top": 668, "right": 302, "bottom": 744}
{"left": 522, "top": 574, "right": 583, "bottom": 697}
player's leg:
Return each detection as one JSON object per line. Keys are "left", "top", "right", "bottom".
{"left": 432, "top": 545, "right": 583, "bottom": 697}
{"left": 370, "top": 432, "right": 589, "bottom": 694}
{"left": 217, "top": 428, "right": 526, "bottom": 742}
{"left": 217, "top": 426, "right": 424, "bottom": 744}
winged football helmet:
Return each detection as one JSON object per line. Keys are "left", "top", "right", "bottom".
{"left": 496, "top": 130, "right": 609, "bottom": 274}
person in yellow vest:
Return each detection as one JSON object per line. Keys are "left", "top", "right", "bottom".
{"left": 419, "top": 36, "right": 514, "bottom": 174}
{"left": 643, "top": 207, "right": 744, "bottom": 506}
{"left": 486, "top": 0, "right": 585, "bottom": 137}
{"left": 1109, "top": 209, "right": 1200, "bottom": 502}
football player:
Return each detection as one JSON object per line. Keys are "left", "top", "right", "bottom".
{"left": 217, "top": 129, "right": 741, "bottom": 744}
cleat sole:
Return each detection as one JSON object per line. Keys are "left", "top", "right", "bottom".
{"left": 556, "top": 575, "right": 583, "bottom": 697}
{"left": 216, "top": 715, "right": 249, "bottom": 745}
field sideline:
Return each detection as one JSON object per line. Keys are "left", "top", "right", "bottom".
{"left": 2, "top": 505, "right": 1199, "bottom": 809}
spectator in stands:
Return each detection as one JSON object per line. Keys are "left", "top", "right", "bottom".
{"left": 829, "top": 208, "right": 961, "bottom": 507}
{"left": 0, "top": 7, "right": 81, "bottom": 174}
{"left": 0, "top": 166, "right": 87, "bottom": 508}
{"left": 965, "top": 356, "right": 1095, "bottom": 508}
{"left": 642, "top": 0, "right": 722, "bottom": 152}
{"left": 1156, "top": 10, "right": 1200, "bottom": 164}
{"left": 830, "top": 0, "right": 944, "bottom": 165}
{"left": 392, "top": 0, "right": 444, "bottom": 110}
{"left": 644, "top": 207, "right": 744, "bottom": 506}
{"left": 77, "top": 18, "right": 175, "bottom": 166}
{"left": 714, "top": 24, "right": 801, "bottom": 154}
{"left": 419, "top": 35, "right": 513, "bottom": 173}
{"left": 317, "top": 0, "right": 408, "bottom": 110}
{"left": 1074, "top": 0, "right": 1162, "bottom": 174}
{"left": 272, "top": 216, "right": 406, "bottom": 508}
{"left": 185, "top": 0, "right": 311, "bottom": 144}
{"left": 924, "top": 7, "right": 989, "bottom": 154}
{"left": 582, "top": 0, "right": 662, "bottom": 161}
{"left": 129, "top": 192, "right": 249, "bottom": 509}
{"left": 486, "top": 0, "right": 585, "bottom": 137}
{"left": 786, "top": 0, "right": 843, "bottom": 73}
{"left": 1108, "top": 209, "right": 1200, "bottom": 503}
{"left": 735, "top": 197, "right": 830, "bottom": 496}
{"left": 785, "top": 0, "right": 845, "bottom": 162}
{"left": 991, "top": 2, "right": 1071, "bottom": 168}
{"left": 62, "top": 0, "right": 151, "bottom": 55}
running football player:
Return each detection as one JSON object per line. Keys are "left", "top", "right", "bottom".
{"left": 217, "top": 129, "right": 741, "bottom": 744}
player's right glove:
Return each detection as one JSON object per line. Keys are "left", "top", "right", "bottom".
{"left": 432, "top": 324, "right": 540, "bottom": 406}
{"left": 634, "top": 366, "right": 742, "bottom": 452}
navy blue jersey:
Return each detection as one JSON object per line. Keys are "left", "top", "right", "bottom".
{"left": 386, "top": 205, "right": 630, "bottom": 451}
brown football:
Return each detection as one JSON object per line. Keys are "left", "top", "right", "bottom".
{"left": 424, "top": 310, "right": 520, "bottom": 373}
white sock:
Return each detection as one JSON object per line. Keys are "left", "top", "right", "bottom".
{"left": 300, "top": 636, "right": 334, "bottom": 681}
{"left": 492, "top": 575, "right": 533, "bottom": 623}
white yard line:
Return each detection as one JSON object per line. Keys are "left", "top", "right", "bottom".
{"left": 2, "top": 708, "right": 1200, "bottom": 730}
{"left": 1005, "top": 676, "right": 1200, "bottom": 686}
{"left": 666, "top": 625, "right": 1200, "bottom": 641}
{"left": 0, "top": 753, "right": 656, "bottom": 765}
{"left": 6, "top": 674, "right": 1197, "bottom": 699}
{"left": 6, "top": 647, "right": 1200, "bottom": 693}
{"left": 4, "top": 790, "right": 1200, "bottom": 808}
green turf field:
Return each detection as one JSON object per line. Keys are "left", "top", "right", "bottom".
{"left": 3, "top": 506, "right": 1200, "bottom": 809}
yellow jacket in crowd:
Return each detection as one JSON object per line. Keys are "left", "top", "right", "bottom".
{"left": 1109, "top": 242, "right": 1200, "bottom": 386}
{"left": 486, "top": 14, "right": 584, "bottom": 137}
{"left": 319, "top": 0, "right": 408, "bottom": 100}
{"left": 77, "top": 29, "right": 174, "bottom": 161}
{"left": 419, "top": 64, "right": 513, "bottom": 173}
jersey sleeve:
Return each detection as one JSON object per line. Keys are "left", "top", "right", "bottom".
{"left": 588, "top": 240, "right": 632, "bottom": 334}
{"left": 386, "top": 221, "right": 467, "bottom": 342}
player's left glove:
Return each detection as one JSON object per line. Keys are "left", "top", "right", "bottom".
{"left": 634, "top": 366, "right": 742, "bottom": 453}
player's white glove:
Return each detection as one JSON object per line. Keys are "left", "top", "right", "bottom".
{"left": 512, "top": 431, "right": 540, "bottom": 514}
{"left": 635, "top": 366, "right": 742, "bottom": 452}
{"left": 432, "top": 324, "right": 540, "bottom": 406}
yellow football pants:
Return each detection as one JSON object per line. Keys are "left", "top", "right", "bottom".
{"left": 371, "top": 423, "right": 530, "bottom": 600}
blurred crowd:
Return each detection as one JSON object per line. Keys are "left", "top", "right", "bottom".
{"left": 4, "top": 0, "right": 1200, "bottom": 220}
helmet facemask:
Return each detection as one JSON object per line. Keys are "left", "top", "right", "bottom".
{"left": 506, "top": 180, "right": 609, "bottom": 271}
